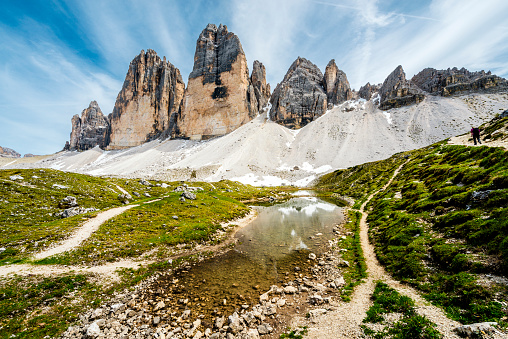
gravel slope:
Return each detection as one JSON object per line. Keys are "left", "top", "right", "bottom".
{"left": 2, "top": 93, "right": 507, "bottom": 186}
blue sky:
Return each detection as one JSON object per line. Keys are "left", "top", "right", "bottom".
{"left": 1, "top": 0, "right": 507, "bottom": 156}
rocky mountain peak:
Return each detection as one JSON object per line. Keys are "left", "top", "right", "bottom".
{"left": 411, "top": 67, "right": 508, "bottom": 96}
{"left": 269, "top": 57, "right": 327, "bottom": 129}
{"left": 323, "top": 59, "right": 354, "bottom": 106}
{"left": 188, "top": 23, "right": 245, "bottom": 86}
{"left": 251, "top": 60, "right": 271, "bottom": 111}
{"left": 0, "top": 146, "right": 21, "bottom": 158}
{"left": 107, "top": 49, "right": 185, "bottom": 149}
{"left": 378, "top": 65, "right": 425, "bottom": 110}
{"left": 65, "top": 100, "right": 110, "bottom": 151}
{"left": 179, "top": 23, "right": 259, "bottom": 140}
{"left": 358, "top": 82, "right": 380, "bottom": 100}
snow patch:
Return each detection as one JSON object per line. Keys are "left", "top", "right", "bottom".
{"left": 383, "top": 111, "right": 393, "bottom": 124}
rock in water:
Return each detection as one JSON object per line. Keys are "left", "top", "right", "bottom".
{"left": 251, "top": 60, "right": 271, "bottom": 111}
{"left": 323, "top": 59, "right": 354, "bottom": 106}
{"left": 108, "top": 49, "right": 185, "bottom": 149}
{"left": 378, "top": 65, "right": 425, "bottom": 110}
{"left": 411, "top": 67, "right": 508, "bottom": 96}
{"left": 0, "top": 146, "right": 21, "bottom": 158}
{"left": 269, "top": 57, "right": 327, "bottom": 129}
{"left": 65, "top": 101, "right": 110, "bottom": 151}
{"left": 179, "top": 24, "right": 259, "bottom": 140}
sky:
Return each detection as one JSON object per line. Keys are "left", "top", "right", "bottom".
{"left": 1, "top": 0, "right": 508, "bottom": 156}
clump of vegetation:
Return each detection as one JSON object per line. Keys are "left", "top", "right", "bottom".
{"left": 279, "top": 326, "right": 308, "bottom": 339}
{"left": 339, "top": 210, "right": 368, "bottom": 301}
{"left": 362, "top": 282, "right": 442, "bottom": 339}
{"left": 0, "top": 274, "right": 101, "bottom": 339}
{"left": 316, "top": 141, "right": 508, "bottom": 324}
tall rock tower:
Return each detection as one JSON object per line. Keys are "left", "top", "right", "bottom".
{"left": 269, "top": 57, "right": 327, "bottom": 129}
{"left": 178, "top": 24, "right": 260, "bottom": 140}
{"left": 65, "top": 101, "right": 110, "bottom": 151}
{"left": 107, "top": 49, "right": 185, "bottom": 149}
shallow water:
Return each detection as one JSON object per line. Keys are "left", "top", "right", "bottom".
{"left": 148, "top": 193, "right": 344, "bottom": 325}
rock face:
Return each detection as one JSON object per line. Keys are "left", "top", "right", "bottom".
{"left": 411, "top": 67, "right": 508, "bottom": 96}
{"left": 0, "top": 146, "right": 21, "bottom": 158}
{"left": 378, "top": 65, "right": 425, "bottom": 110}
{"left": 269, "top": 57, "right": 327, "bottom": 129}
{"left": 108, "top": 49, "right": 185, "bottom": 149}
{"left": 323, "top": 59, "right": 354, "bottom": 107}
{"left": 358, "top": 82, "right": 380, "bottom": 101}
{"left": 178, "top": 24, "right": 259, "bottom": 140}
{"left": 65, "top": 101, "right": 110, "bottom": 151}
{"left": 250, "top": 60, "right": 271, "bottom": 111}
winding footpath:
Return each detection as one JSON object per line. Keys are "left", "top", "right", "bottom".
{"left": 0, "top": 200, "right": 256, "bottom": 279}
{"left": 299, "top": 161, "right": 463, "bottom": 339}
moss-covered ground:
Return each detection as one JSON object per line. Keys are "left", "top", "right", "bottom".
{"left": 317, "top": 142, "right": 508, "bottom": 324}
{"left": 0, "top": 168, "right": 284, "bottom": 338}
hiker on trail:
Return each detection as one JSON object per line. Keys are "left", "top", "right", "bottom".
{"left": 471, "top": 127, "right": 481, "bottom": 145}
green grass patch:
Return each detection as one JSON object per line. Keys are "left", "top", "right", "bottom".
{"left": 315, "top": 140, "right": 508, "bottom": 324}
{"left": 362, "top": 282, "right": 442, "bottom": 339}
{"left": 339, "top": 210, "right": 368, "bottom": 301}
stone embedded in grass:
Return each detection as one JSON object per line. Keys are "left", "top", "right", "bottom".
{"left": 309, "top": 253, "right": 317, "bottom": 260}
{"left": 144, "top": 192, "right": 151, "bottom": 197}
{"left": 56, "top": 206, "right": 97, "bottom": 218}
{"left": 59, "top": 196, "right": 78, "bottom": 208}
{"left": 172, "top": 215, "right": 179, "bottom": 220}
{"left": 139, "top": 179, "right": 152, "bottom": 186}
{"left": 52, "top": 184, "right": 69, "bottom": 189}
{"left": 182, "top": 191, "right": 197, "bottom": 200}
{"left": 9, "top": 174, "right": 23, "bottom": 180}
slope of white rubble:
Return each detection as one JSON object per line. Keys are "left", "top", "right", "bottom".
{"left": 3, "top": 92, "right": 507, "bottom": 186}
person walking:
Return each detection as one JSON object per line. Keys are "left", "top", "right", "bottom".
{"left": 471, "top": 127, "right": 481, "bottom": 145}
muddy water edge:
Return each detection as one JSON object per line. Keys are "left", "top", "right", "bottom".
{"left": 142, "top": 192, "right": 347, "bottom": 333}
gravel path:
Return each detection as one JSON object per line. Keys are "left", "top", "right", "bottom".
{"left": 34, "top": 204, "right": 139, "bottom": 260}
{"left": 0, "top": 209, "right": 257, "bottom": 279}
{"left": 295, "top": 162, "right": 463, "bottom": 338}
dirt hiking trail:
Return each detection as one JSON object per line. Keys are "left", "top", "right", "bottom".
{"left": 294, "top": 161, "right": 464, "bottom": 339}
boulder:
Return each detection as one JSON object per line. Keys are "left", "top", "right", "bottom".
{"left": 269, "top": 57, "right": 327, "bottom": 129}
{"left": 57, "top": 207, "right": 97, "bottom": 218}
{"left": 59, "top": 196, "right": 78, "bottom": 208}
{"left": 378, "top": 65, "right": 425, "bottom": 110}
{"left": 179, "top": 24, "right": 259, "bottom": 140}
{"left": 454, "top": 322, "right": 498, "bottom": 337}
{"left": 323, "top": 59, "right": 354, "bottom": 106}
{"left": 108, "top": 49, "right": 185, "bottom": 149}
{"left": 65, "top": 101, "right": 110, "bottom": 151}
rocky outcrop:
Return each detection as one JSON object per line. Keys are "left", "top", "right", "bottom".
{"left": 0, "top": 146, "right": 20, "bottom": 158}
{"left": 269, "top": 57, "right": 327, "bottom": 129}
{"left": 251, "top": 60, "right": 271, "bottom": 111}
{"left": 378, "top": 65, "right": 425, "bottom": 110}
{"left": 65, "top": 101, "right": 110, "bottom": 151}
{"left": 358, "top": 82, "right": 380, "bottom": 101}
{"left": 108, "top": 49, "right": 185, "bottom": 149}
{"left": 323, "top": 59, "right": 354, "bottom": 107}
{"left": 411, "top": 67, "right": 508, "bottom": 96}
{"left": 178, "top": 24, "right": 259, "bottom": 140}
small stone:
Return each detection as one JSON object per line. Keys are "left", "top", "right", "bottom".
{"left": 144, "top": 192, "right": 151, "bottom": 197}
{"left": 257, "top": 323, "right": 273, "bottom": 334}
{"left": 155, "top": 301, "right": 165, "bottom": 310}
{"left": 86, "top": 322, "right": 101, "bottom": 337}
{"left": 172, "top": 215, "right": 179, "bottom": 220}
{"left": 182, "top": 309, "right": 191, "bottom": 320}
{"left": 283, "top": 286, "right": 297, "bottom": 294}
{"left": 9, "top": 175, "right": 23, "bottom": 181}
{"left": 308, "top": 253, "right": 317, "bottom": 260}
{"left": 153, "top": 316, "right": 161, "bottom": 325}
